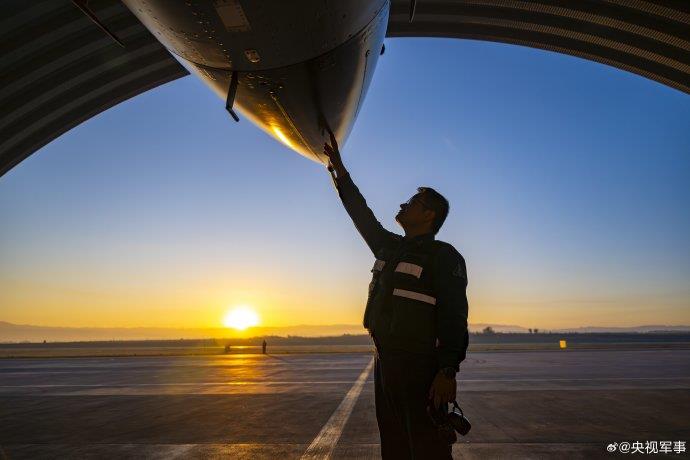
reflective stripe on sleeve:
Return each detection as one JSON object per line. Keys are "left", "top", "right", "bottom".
{"left": 394, "top": 262, "right": 423, "bottom": 278}
{"left": 392, "top": 288, "right": 436, "bottom": 305}
{"left": 372, "top": 259, "right": 386, "bottom": 272}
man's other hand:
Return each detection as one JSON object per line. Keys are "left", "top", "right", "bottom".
{"left": 428, "top": 371, "right": 457, "bottom": 408}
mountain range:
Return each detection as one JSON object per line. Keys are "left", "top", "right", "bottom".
{"left": 1, "top": 321, "right": 688, "bottom": 343}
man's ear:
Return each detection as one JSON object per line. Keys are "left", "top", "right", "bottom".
{"left": 424, "top": 209, "right": 436, "bottom": 224}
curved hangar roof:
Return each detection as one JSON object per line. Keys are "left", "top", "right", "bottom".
{"left": 1, "top": 0, "right": 689, "bottom": 177}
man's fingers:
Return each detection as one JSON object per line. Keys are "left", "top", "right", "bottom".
{"left": 329, "top": 130, "right": 338, "bottom": 150}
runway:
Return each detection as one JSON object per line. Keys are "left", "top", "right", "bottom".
{"left": 1, "top": 349, "right": 688, "bottom": 459}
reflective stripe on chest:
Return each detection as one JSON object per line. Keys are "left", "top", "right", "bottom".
{"left": 393, "top": 288, "right": 436, "bottom": 305}
{"left": 394, "top": 262, "right": 423, "bottom": 278}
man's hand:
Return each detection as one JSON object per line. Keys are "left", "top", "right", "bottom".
{"left": 428, "top": 371, "right": 457, "bottom": 408}
{"left": 322, "top": 130, "right": 346, "bottom": 176}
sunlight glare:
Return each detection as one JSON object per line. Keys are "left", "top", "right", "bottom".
{"left": 223, "top": 306, "right": 260, "bottom": 330}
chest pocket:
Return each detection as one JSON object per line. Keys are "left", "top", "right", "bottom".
{"left": 389, "top": 251, "right": 436, "bottom": 349}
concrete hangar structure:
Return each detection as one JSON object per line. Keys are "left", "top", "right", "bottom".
{"left": 1, "top": 0, "right": 688, "bottom": 177}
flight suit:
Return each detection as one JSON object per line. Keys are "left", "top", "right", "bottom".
{"left": 332, "top": 172, "right": 469, "bottom": 459}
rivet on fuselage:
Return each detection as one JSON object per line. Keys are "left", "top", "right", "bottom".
{"left": 244, "top": 49, "right": 260, "bottom": 63}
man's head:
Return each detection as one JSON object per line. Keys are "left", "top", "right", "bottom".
{"left": 395, "top": 187, "right": 449, "bottom": 236}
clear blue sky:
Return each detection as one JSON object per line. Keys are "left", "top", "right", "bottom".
{"left": 1, "top": 38, "right": 689, "bottom": 330}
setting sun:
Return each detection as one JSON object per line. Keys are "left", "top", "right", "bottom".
{"left": 222, "top": 306, "right": 260, "bottom": 330}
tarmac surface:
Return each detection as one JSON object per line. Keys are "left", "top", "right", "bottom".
{"left": 1, "top": 349, "right": 688, "bottom": 459}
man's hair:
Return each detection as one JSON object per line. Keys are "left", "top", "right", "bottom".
{"left": 417, "top": 187, "right": 449, "bottom": 234}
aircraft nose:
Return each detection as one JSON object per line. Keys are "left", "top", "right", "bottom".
{"left": 241, "top": 9, "right": 387, "bottom": 162}
{"left": 122, "top": 0, "right": 389, "bottom": 163}
{"left": 177, "top": 4, "right": 389, "bottom": 163}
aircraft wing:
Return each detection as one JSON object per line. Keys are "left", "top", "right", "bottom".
{"left": 0, "top": 0, "right": 188, "bottom": 177}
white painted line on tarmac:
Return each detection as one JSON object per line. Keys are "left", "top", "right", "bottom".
{"left": 301, "top": 357, "right": 375, "bottom": 460}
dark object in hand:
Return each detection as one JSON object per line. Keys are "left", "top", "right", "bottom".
{"left": 427, "top": 401, "right": 471, "bottom": 444}
{"left": 448, "top": 401, "right": 471, "bottom": 436}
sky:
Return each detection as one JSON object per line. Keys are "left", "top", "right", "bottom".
{"left": 1, "top": 38, "right": 689, "bottom": 331}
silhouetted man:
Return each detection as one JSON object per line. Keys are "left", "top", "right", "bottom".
{"left": 262, "top": 339, "right": 267, "bottom": 354}
{"left": 323, "top": 134, "right": 469, "bottom": 459}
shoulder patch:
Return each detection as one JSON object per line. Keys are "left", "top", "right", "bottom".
{"left": 452, "top": 261, "right": 466, "bottom": 279}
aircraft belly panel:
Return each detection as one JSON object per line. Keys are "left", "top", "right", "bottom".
{"left": 122, "top": 0, "right": 387, "bottom": 71}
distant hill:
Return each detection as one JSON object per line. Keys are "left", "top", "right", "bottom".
{"left": 470, "top": 324, "right": 690, "bottom": 334}
{"left": 0, "top": 321, "right": 366, "bottom": 342}
{"left": 470, "top": 323, "right": 529, "bottom": 333}
{"left": 550, "top": 325, "right": 690, "bottom": 333}
{"left": 0, "top": 321, "right": 688, "bottom": 343}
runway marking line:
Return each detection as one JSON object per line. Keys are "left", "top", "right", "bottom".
{"left": 301, "top": 357, "right": 375, "bottom": 460}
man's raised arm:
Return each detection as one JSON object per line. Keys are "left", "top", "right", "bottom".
{"left": 323, "top": 135, "right": 397, "bottom": 255}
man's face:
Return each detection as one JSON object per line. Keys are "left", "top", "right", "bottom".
{"left": 395, "top": 192, "right": 435, "bottom": 230}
